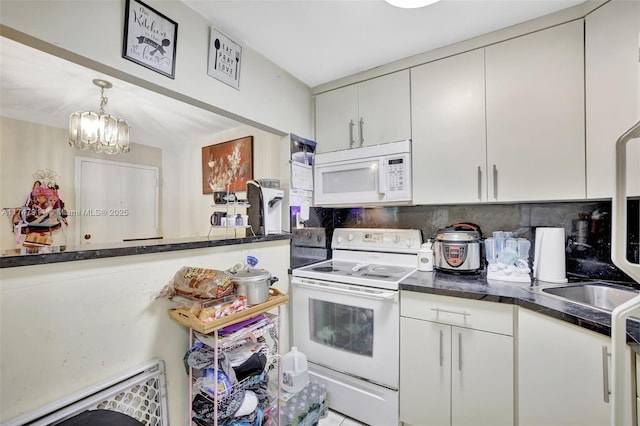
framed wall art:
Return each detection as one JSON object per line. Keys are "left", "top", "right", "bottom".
{"left": 207, "top": 27, "right": 242, "bottom": 90}
{"left": 202, "top": 136, "right": 253, "bottom": 194}
{"left": 123, "top": 0, "right": 178, "bottom": 79}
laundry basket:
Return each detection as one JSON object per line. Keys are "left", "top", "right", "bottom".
{"left": 2, "top": 359, "right": 169, "bottom": 426}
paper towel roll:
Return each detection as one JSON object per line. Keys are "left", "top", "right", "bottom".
{"left": 533, "top": 227, "right": 568, "bottom": 283}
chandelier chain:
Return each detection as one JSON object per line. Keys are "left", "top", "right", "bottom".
{"left": 99, "top": 87, "right": 108, "bottom": 114}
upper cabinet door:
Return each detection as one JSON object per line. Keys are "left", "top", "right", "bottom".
{"left": 411, "top": 49, "right": 487, "bottom": 204}
{"left": 357, "top": 69, "right": 411, "bottom": 147}
{"left": 586, "top": 0, "right": 640, "bottom": 198}
{"left": 314, "top": 84, "right": 359, "bottom": 153}
{"left": 485, "top": 20, "right": 586, "bottom": 202}
{"left": 314, "top": 70, "right": 411, "bottom": 153}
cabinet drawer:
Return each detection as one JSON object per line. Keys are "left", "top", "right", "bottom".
{"left": 401, "top": 291, "right": 513, "bottom": 336}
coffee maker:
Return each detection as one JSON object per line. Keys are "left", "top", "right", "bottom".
{"left": 247, "top": 180, "right": 284, "bottom": 235}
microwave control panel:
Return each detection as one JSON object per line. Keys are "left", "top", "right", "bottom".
{"left": 387, "top": 157, "right": 406, "bottom": 191}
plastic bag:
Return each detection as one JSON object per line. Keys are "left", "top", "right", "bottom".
{"left": 171, "top": 266, "right": 234, "bottom": 299}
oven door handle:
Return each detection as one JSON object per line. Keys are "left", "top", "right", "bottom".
{"left": 294, "top": 279, "right": 398, "bottom": 302}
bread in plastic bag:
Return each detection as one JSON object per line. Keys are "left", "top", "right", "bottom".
{"left": 172, "top": 266, "right": 234, "bottom": 299}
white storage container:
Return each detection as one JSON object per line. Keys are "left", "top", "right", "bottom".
{"left": 282, "top": 346, "right": 309, "bottom": 394}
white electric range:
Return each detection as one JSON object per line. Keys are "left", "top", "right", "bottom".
{"left": 291, "top": 228, "right": 422, "bottom": 426}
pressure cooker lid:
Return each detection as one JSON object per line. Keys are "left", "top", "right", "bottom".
{"left": 435, "top": 223, "right": 481, "bottom": 241}
{"left": 232, "top": 268, "right": 272, "bottom": 282}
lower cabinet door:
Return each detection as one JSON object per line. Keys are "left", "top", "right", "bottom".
{"left": 400, "top": 317, "right": 451, "bottom": 425}
{"left": 401, "top": 317, "right": 514, "bottom": 426}
{"left": 451, "top": 327, "right": 514, "bottom": 426}
{"left": 518, "top": 309, "right": 629, "bottom": 426}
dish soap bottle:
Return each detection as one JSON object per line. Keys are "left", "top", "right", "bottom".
{"left": 418, "top": 239, "right": 435, "bottom": 272}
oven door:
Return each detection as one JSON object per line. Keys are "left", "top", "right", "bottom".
{"left": 291, "top": 276, "right": 399, "bottom": 389}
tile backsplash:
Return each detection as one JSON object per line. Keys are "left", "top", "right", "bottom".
{"left": 292, "top": 200, "right": 640, "bottom": 286}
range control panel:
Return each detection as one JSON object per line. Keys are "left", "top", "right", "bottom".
{"left": 332, "top": 228, "right": 422, "bottom": 254}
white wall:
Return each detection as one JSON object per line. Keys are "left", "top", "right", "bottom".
{"left": 0, "top": 117, "right": 163, "bottom": 249}
{"left": 0, "top": 239, "right": 291, "bottom": 424}
{"left": 0, "top": 117, "right": 288, "bottom": 248}
{"left": 163, "top": 125, "right": 284, "bottom": 239}
{"left": 0, "top": 0, "right": 312, "bottom": 137}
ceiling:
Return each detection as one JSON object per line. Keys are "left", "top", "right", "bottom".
{"left": 183, "top": 0, "right": 587, "bottom": 88}
{"left": 0, "top": 0, "right": 587, "bottom": 149}
{"left": 0, "top": 36, "right": 243, "bottom": 150}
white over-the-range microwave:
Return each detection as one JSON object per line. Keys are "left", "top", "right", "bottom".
{"left": 313, "top": 139, "right": 412, "bottom": 207}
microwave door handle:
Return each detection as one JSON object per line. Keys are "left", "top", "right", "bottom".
{"left": 378, "top": 159, "right": 386, "bottom": 195}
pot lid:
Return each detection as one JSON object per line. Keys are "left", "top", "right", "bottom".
{"left": 436, "top": 231, "right": 479, "bottom": 242}
{"left": 435, "top": 223, "right": 481, "bottom": 241}
{"left": 232, "top": 268, "right": 271, "bottom": 282}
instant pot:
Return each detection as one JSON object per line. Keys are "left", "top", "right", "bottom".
{"left": 434, "top": 223, "right": 482, "bottom": 273}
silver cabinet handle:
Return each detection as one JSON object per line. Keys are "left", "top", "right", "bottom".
{"left": 492, "top": 164, "right": 498, "bottom": 200}
{"left": 430, "top": 307, "right": 471, "bottom": 317}
{"left": 602, "top": 345, "right": 610, "bottom": 403}
{"left": 359, "top": 117, "right": 364, "bottom": 147}
{"left": 349, "top": 120, "right": 355, "bottom": 148}
{"left": 439, "top": 330, "right": 444, "bottom": 367}
{"left": 458, "top": 333, "right": 463, "bottom": 371}
{"left": 477, "top": 166, "right": 482, "bottom": 201}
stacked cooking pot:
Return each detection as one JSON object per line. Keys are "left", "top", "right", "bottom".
{"left": 231, "top": 269, "right": 279, "bottom": 305}
{"left": 434, "top": 223, "right": 482, "bottom": 273}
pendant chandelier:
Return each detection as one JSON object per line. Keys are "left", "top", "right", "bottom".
{"left": 69, "top": 79, "right": 131, "bottom": 154}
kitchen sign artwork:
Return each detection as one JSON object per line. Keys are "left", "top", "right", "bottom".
{"left": 208, "top": 28, "right": 242, "bottom": 89}
{"left": 123, "top": 0, "right": 178, "bottom": 79}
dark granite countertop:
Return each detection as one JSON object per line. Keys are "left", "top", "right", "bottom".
{"left": 400, "top": 271, "right": 640, "bottom": 353}
{"left": 0, "top": 234, "right": 292, "bottom": 268}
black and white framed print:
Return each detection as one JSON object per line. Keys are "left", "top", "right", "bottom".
{"left": 123, "top": 0, "right": 177, "bottom": 79}
{"left": 207, "top": 28, "right": 242, "bottom": 90}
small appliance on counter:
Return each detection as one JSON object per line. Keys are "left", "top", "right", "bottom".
{"left": 417, "top": 239, "right": 435, "bottom": 272}
{"left": 434, "top": 223, "right": 482, "bottom": 273}
{"left": 486, "top": 231, "right": 531, "bottom": 284}
{"left": 533, "top": 227, "right": 568, "bottom": 283}
{"left": 247, "top": 180, "right": 284, "bottom": 236}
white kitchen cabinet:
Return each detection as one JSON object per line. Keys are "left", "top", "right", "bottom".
{"left": 400, "top": 292, "right": 514, "bottom": 426}
{"left": 485, "top": 20, "right": 585, "bottom": 202}
{"left": 411, "top": 20, "right": 585, "bottom": 204}
{"left": 585, "top": 0, "right": 640, "bottom": 198}
{"left": 314, "top": 70, "right": 410, "bottom": 153}
{"left": 411, "top": 49, "right": 487, "bottom": 204}
{"left": 519, "top": 308, "right": 634, "bottom": 426}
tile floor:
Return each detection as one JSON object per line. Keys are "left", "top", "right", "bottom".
{"left": 318, "top": 410, "right": 366, "bottom": 426}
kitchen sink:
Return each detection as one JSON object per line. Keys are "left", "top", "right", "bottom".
{"left": 539, "top": 282, "right": 640, "bottom": 313}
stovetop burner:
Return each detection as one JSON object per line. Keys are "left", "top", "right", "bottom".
{"left": 368, "top": 265, "right": 405, "bottom": 274}
{"left": 360, "top": 273, "right": 391, "bottom": 279}
{"left": 311, "top": 266, "right": 339, "bottom": 273}
{"left": 292, "top": 228, "right": 423, "bottom": 290}
{"left": 294, "top": 259, "right": 417, "bottom": 290}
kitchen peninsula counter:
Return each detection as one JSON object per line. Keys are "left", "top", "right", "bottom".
{"left": 400, "top": 271, "right": 640, "bottom": 352}
{"left": 0, "top": 233, "right": 292, "bottom": 268}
